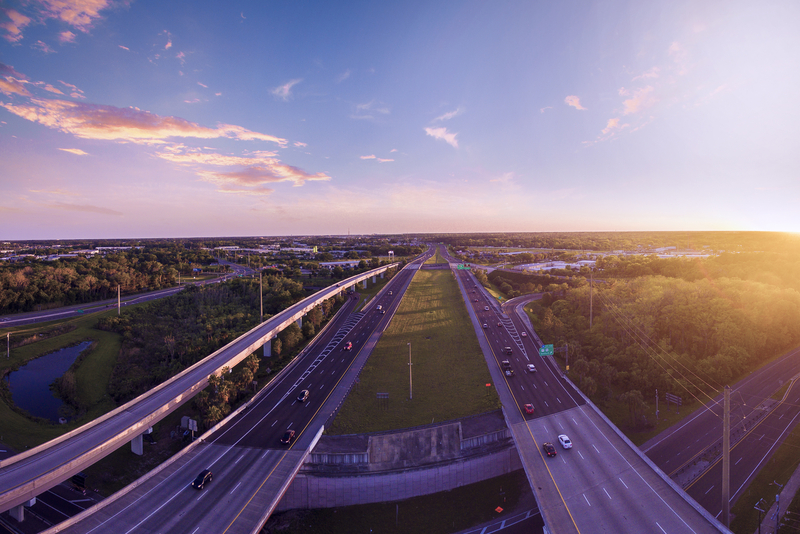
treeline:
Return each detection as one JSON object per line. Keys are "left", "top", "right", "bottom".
{"left": 97, "top": 277, "right": 344, "bottom": 413}
{"left": 0, "top": 247, "right": 217, "bottom": 314}
{"left": 488, "top": 270, "right": 582, "bottom": 298}
{"left": 531, "top": 275, "right": 800, "bottom": 428}
{"left": 434, "top": 231, "right": 800, "bottom": 254}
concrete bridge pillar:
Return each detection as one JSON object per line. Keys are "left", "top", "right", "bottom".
{"left": 362, "top": 279, "right": 367, "bottom": 289}
{"left": 9, "top": 500, "right": 34, "bottom": 522}
{"left": 380, "top": 272, "right": 384, "bottom": 279}
{"left": 263, "top": 338, "right": 271, "bottom": 358}
{"left": 372, "top": 275, "right": 376, "bottom": 284}
{"left": 131, "top": 434, "right": 143, "bottom": 455}
{"left": 296, "top": 316, "right": 302, "bottom": 328}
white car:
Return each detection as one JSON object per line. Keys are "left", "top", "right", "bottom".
{"left": 521, "top": 331, "right": 527, "bottom": 338}
{"left": 484, "top": 306, "right": 489, "bottom": 311}
{"left": 558, "top": 434, "right": 572, "bottom": 449}
{"left": 527, "top": 364, "right": 536, "bottom": 373}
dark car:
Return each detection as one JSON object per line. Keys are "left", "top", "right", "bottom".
{"left": 297, "top": 389, "right": 309, "bottom": 402}
{"left": 192, "top": 469, "right": 213, "bottom": 489}
{"left": 281, "top": 430, "right": 296, "bottom": 445}
{"left": 543, "top": 442, "right": 557, "bottom": 457}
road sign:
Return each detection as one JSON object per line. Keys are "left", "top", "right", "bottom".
{"left": 539, "top": 344, "right": 554, "bottom": 356}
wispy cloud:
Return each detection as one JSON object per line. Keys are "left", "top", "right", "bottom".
{"left": 351, "top": 99, "right": 390, "bottom": 120}
{"left": 564, "top": 95, "right": 586, "bottom": 110}
{"left": 59, "top": 30, "right": 76, "bottom": 43}
{"left": 360, "top": 154, "right": 394, "bottom": 162}
{"left": 490, "top": 172, "right": 516, "bottom": 184}
{"left": 58, "top": 148, "right": 88, "bottom": 155}
{"left": 425, "top": 126, "right": 458, "bottom": 149}
{"left": 434, "top": 107, "right": 463, "bottom": 122}
{"left": 33, "top": 40, "right": 55, "bottom": 53}
{"left": 118, "top": 44, "right": 129, "bottom": 51}
{"left": 197, "top": 163, "right": 330, "bottom": 191}
{"left": 1, "top": 8, "right": 31, "bottom": 42}
{"left": 336, "top": 69, "right": 351, "bottom": 83}
{"left": 271, "top": 79, "right": 302, "bottom": 101}
{"left": 360, "top": 155, "right": 376, "bottom": 160}
{"left": 1, "top": 97, "right": 289, "bottom": 145}
{"left": 622, "top": 85, "right": 655, "bottom": 115}
{"left": 601, "top": 117, "right": 627, "bottom": 135}
{"left": 59, "top": 79, "right": 85, "bottom": 99}
{"left": 197, "top": 82, "right": 207, "bottom": 88}
{"left": 0, "top": 65, "right": 31, "bottom": 96}
{"left": 41, "top": 83, "right": 63, "bottom": 94}
{"left": 632, "top": 67, "right": 660, "bottom": 81}
{"left": 293, "top": 141, "right": 307, "bottom": 148}
{"left": 540, "top": 106, "right": 553, "bottom": 113}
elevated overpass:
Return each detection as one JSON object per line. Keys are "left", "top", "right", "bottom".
{"left": 0, "top": 263, "right": 398, "bottom": 520}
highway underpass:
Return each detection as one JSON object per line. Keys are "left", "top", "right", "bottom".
{"left": 0, "top": 261, "right": 401, "bottom": 523}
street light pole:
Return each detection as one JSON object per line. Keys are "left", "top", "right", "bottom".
{"left": 407, "top": 342, "right": 412, "bottom": 400}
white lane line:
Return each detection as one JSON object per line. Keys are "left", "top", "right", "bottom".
{"left": 592, "top": 444, "right": 600, "bottom": 454}
{"left": 619, "top": 478, "right": 628, "bottom": 489}
{"left": 704, "top": 485, "right": 714, "bottom": 495}
{"left": 230, "top": 482, "right": 241, "bottom": 495}
{"left": 583, "top": 494, "right": 591, "bottom": 506}
{"left": 735, "top": 457, "right": 742, "bottom": 465}
{"left": 603, "top": 488, "right": 611, "bottom": 499}
{"left": 191, "top": 528, "right": 200, "bottom": 534}
{"left": 234, "top": 455, "right": 243, "bottom": 464}
{"left": 578, "top": 451, "right": 585, "bottom": 460}
{"left": 271, "top": 420, "right": 277, "bottom": 427}
{"left": 656, "top": 521, "right": 667, "bottom": 533}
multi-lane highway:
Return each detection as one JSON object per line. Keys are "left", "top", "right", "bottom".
{"left": 47, "top": 251, "right": 433, "bottom": 533}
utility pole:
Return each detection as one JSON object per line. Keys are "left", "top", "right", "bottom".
{"left": 722, "top": 385, "right": 730, "bottom": 527}
{"left": 117, "top": 285, "right": 121, "bottom": 316}
{"left": 754, "top": 499, "right": 765, "bottom": 534}
{"left": 407, "top": 342, "right": 412, "bottom": 400}
{"left": 6, "top": 332, "right": 9, "bottom": 359}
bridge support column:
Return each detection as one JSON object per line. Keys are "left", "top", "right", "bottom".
{"left": 131, "top": 434, "right": 143, "bottom": 456}
{"left": 296, "top": 316, "right": 302, "bottom": 328}
{"left": 263, "top": 339, "right": 271, "bottom": 358}
{"left": 9, "top": 500, "right": 34, "bottom": 522}
{"left": 380, "top": 272, "right": 384, "bottom": 279}
{"left": 372, "top": 275, "right": 376, "bottom": 284}
{"left": 362, "top": 280, "right": 367, "bottom": 289}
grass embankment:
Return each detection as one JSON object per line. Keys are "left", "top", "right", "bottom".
{"left": 327, "top": 269, "right": 499, "bottom": 435}
{"left": 425, "top": 247, "right": 448, "bottom": 264}
{"left": 263, "top": 470, "right": 529, "bottom": 534}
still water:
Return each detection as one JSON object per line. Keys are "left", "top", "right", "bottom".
{"left": 7, "top": 341, "right": 92, "bottom": 422}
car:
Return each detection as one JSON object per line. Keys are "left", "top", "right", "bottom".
{"left": 527, "top": 363, "right": 537, "bottom": 372}
{"left": 280, "top": 430, "right": 296, "bottom": 444}
{"left": 524, "top": 404, "right": 534, "bottom": 414}
{"left": 343, "top": 341, "right": 353, "bottom": 351}
{"left": 380, "top": 309, "right": 386, "bottom": 314}
{"left": 297, "top": 389, "right": 309, "bottom": 402}
{"left": 388, "top": 291, "right": 393, "bottom": 295}
{"left": 483, "top": 323, "right": 488, "bottom": 329}
{"left": 474, "top": 298, "right": 478, "bottom": 302}
{"left": 497, "top": 322, "right": 502, "bottom": 328}
{"left": 543, "top": 442, "right": 557, "bottom": 457}
{"left": 192, "top": 469, "right": 213, "bottom": 489}
{"left": 504, "top": 346, "right": 513, "bottom": 354}
{"left": 521, "top": 331, "right": 527, "bottom": 338}
{"left": 484, "top": 306, "right": 489, "bottom": 311}
{"left": 558, "top": 434, "right": 573, "bottom": 449}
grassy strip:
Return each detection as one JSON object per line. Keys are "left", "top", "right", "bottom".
{"left": 262, "top": 470, "right": 529, "bottom": 534}
{"left": 327, "top": 269, "right": 499, "bottom": 435}
{"left": 729, "top": 420, "right": 800, "bottom": 533}
{"left": 425, "top": 248, "right": 448, "bottom": 264}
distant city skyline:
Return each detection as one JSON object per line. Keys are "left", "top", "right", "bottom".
{"left": 1, "top": 0, "right": 799, "bottom": 239}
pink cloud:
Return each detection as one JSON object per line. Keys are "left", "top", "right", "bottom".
{"left": 424, "top": 127, "right": 458, "bottom": 149}
{"left": 564, "top": 95, "right": 586, "bottom": 110}
{"left": 47, "top": 202, "right": 122, "bottom": 215}
{"left": 198, "top": 163, "right": 330, "bottom": 190}
{"left": 360, "top": 155, "right": 376, "bottom": 160}
{"left": 632, "top": 67, "right": 659, "bottom": 81}
{"left": 540, "top": 106, "right": 553, "bottom": 113}
{"left": 33, "top": 40, "right": 54, "bottom": 53}
{"left": 377, "top": 158, "right": 393, "bottom": 163}
{"left": 59, "top": 30, "right": 76, "bottom": 43}
{"left": 40, "top": 0, "right": 113, "bottom": 33}
{"left": 293, "top": 141, "right": 307, "bottom": 148}
{"left": 0, "top": 76, "right": 31, "bottom": 97}
{"left": 197, "top": 81, "right": 207, "bottom": 88}
{"left": 58, "top": 147, "right": 88, "bottom": 155}
{"left": 118, "top": 44, "right": 129, "bottom": 51}
{"left": 601, "top": 117, "right": 628, "bottom": 135}
{"left": 1, "top": 97, "right": 288, "bottom": 145}
{"left": 622, "top": 86, "right": 656, "bottom": 115}
{"left": 1, "top": 9, "right": 32, "bottom": 42}
{"left": 42, "top": 83, "right": 63, "bottom": 94}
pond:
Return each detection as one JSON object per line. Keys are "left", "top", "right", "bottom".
{"left": 7, "top": 341, "right": 92, "bottom": 422}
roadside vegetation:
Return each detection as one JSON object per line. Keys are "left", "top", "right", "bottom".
{"left": 327, "top": 269, "right": 499, "bottom": 435}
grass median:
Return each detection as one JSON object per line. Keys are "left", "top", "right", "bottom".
{"left": 327, "top": 269, "right": 499, "bottom": 435}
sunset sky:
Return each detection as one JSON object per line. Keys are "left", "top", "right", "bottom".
{"left": 1, "top": 0, "right": 798, "bottom": 239}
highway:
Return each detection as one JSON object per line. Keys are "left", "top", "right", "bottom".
{"left": 34, "top": 251, "right": 432, "bottom": 533}
{"left": 444, "top": 247, "right": 725, "bottom": 533}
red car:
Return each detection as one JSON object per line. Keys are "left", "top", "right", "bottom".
{"left": 343, "top": 342, "right": 352, "bottom": 351}
{"left": 524, "top": 404, "right": 534, "bottom": 414}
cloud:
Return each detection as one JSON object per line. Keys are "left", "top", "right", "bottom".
{"left": 490, "top": 172, "right": 515, "bottom": 184}
{"left": 59, "top": 79, "right": 85, "bottom": 99}
{"left": 564, "top": 95, "right": 586, "bottom": 110}
{"left": 42, "top": 83, "right": 63, "bottom": 94}
{"left": 165, "top": 38, "right": 172, "bottom": 50}
{"left": 351, "top": 99, "right": 390, "bottom": 120}
{"left": 336, "top": 69, "right": 351, "bottom": 83}
{"left": 0, "top": 73, "right": 31, "bottom": 97}
{"left": 601, "top": 117, "right": 627, "bottom": 135}
{"left": 390, "top": 148, "right": 397, "bottom": 153}
{"left": 1, "top": 9, "right": 32, "bottom": 42}
{"left": 377, "top": 158, "right": 393, "bottom": 163}
{"left": 540, "top": 106, "right": 552, "bottom": 113}
{"left": 197, "top": 82, "right": 207, "bottom": 88}
{"left": 33, "top": 40, "right": 54, "bottom": 53}
{"left": 622, "top": 85, "right": 656, "bottom": 115}
{"left": 40, "top": 0, "right": 113, "bottom": 32}
{"left": 118, "top": 44, "right": 129, "bottom": 51}
{"left": 47, "top": 202, "right": 123, "bottom": 216}
{"left": 632, "top": 67, "right": 660, "bottom": 81}
{"left": 198, "top": 163, "right": 330, "bottom": 189}
{"left": 360, "top": 155, "right": 376, "bottom": 160}
{"left": 434, "top": 107, "right": 463, "bottom": 122}
{"left": 271, "top": 79, "right": 302, "bottom": 101}
{"left": 293, "top": 141, "right": 307, "bottom": 148}
{"left": 58, "top": 147, "right": 89, "bottom": 155}
{"left": 425, "top": 127, "right": 458, "bottom": 149}
{"left": 1, "top": 97, "right": 289, "bottom": 145}
{"left": 59, "top": 30, "right": 76, "bottom": 43}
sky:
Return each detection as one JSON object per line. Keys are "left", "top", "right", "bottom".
{"left": 1, "top": 0, "right": 799, "bottom": 239}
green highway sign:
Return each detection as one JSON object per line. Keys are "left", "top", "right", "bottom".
{"left": 457, "top": 264, "right": 471, "bottom": 270}
{"left": 539, "top": 344, "right": 554, "bottom": 356}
